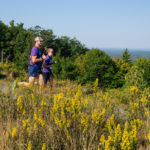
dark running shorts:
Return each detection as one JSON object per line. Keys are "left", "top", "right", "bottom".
{"left": 28, "top": 66, "right": 42, "bottom": 77}
{"left": 43, "top": 72, "right": 53, "bottom": 84}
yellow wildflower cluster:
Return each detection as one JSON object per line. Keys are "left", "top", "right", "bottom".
{"left": 3, "top": 80, "right": 150, "bottom": 149}
{"left": 27, "top": 141, "right": 32, "bottom": 150}
{"left": 34, "top": 112, "right": 45, "bottom": 127}
{"left": 99, "top": 116, "right": 140, "bottom": 150}
{"left": 41, "top": 143, "right": 46, "bottom": 150}
{"left": 141, "top": 97, "right": 148, "bottom": 103}
{"left": 38, "top": 116, "right": 45, "bottom": 127}
{"left": 51, "top": 85, "right": 85, "bottom": 130}
{"left": 93, "top": 78, "right": 99, "bottom": 93}
{"left": 11, "top": 128, "right": 17, "bottom": 139}
{"left": 121, "top": 122, "right": 138, "bottom": 150}
{"left": 17, "top": 96, "right": 23, "bottom": 112}
{"left": 92, "top": 108, "right": 106, "bottom": 126}
{"left": 148, "top": 130, "right": 150, "bottom": 143}
{"left": 130, "top": 86, "right": 138, "bottom": 95}
{"left": 99, "top": 115, "right": 121, "bottom": 149}
{"left": 22, "top": 119, "right": 29, "bottom": 128}
{"left": 106, "top": 114, "right": 115, "bottom": 137}
{"left": 81, "top": 113, "right": 89, "bottom": 133}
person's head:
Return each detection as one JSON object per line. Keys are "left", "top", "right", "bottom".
{"left": 46, "top": 48, "right": 54, "bottom": 57}
{"left": 34, "top": 37, "right": 43, "bottom": 47}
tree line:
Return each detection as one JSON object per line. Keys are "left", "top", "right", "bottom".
{"left": 0, "top": 20, "right": 150, "bottom": 88}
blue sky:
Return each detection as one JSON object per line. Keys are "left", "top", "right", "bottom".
{"left": 0, "top": 0, "right": 150, "bottom": 49}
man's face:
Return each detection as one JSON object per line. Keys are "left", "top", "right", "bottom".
{"left": 36, "top": 40, "right": 43, "bottom": 46}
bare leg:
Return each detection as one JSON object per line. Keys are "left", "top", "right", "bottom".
{"left": 29, "top": 76, "right": 36, "bottom": 86}
{"left": 39, "top": 74, "right": 44, "bottom": 94}
{"left": 18, "top": 77, "right": 35, "bottom": 87}
{"left": 39, "top": 74, "right": 44, "bottom": 88}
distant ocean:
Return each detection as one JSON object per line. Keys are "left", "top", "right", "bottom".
{"left": 99, "top": 48, "right": 150, "bottom": 59}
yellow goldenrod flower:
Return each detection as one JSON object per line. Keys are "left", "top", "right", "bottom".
{"left": 148, "top": 130, "right": 150, "bottom": 142}
{"left": 17, "top": 96, "right": 23, "bottom": 112}
{"left": 141, "top": 97, "right": 148, "bottom": 103}
{"left": 41, "top": 143, "right": 46, "bottom": 150}
{"left": 92, "top": 108, "right": 106, "bottom": 126}
{"left": 106, "top": 114, "right": 115, "bottom": 137}
{"left": 83, "top": 98, "right": 88, "bottom": 108}
{"left": 130, "top": 119, "right": 142, "bottom": 129}
{"left": 27, "top": 127, "right": 30, "bottom": 132}
{"left": 34, "top": 113, "right": 38, "bottom": 121}
{"left": 105, "top": 136, "right": 112, "bottom": 150}
{"left": 114, "top": 124, "right": 121, "bottom": 145}
{"left": 66, "top": 132, "right": 70, "bottom": 140}
{"left": 93, "top": 78, "right": 99, "bottom": 93}
{"left": 6, "top": 132, "right": 9, "bottom": 138}
{"left": 11, "top": 127, "right": 17, "bottom": 138}
{"left": 99, "top": 134, "right": 105, "bottom": 146}
{"left": 121, "top": 122, "right": 130, "bottom": 150}
{"left": 130, "top": 86, "right": 138, "bottom": 95}
{"left": 38, "top": 116, "right": 45, "bottom": 127}
{"left": 34, "top": 123, "right": 37, "bottom": 131}
{"left": 133, "top": 103, "right": 139, "bottom": 109}
{"left": 81, "top": 113, "right": 89, "bottom": 133}
{"left": 41, "top": 100, "right": 47, "bottom": 108}
{"left": 22, "top": 119, "right": 29, "bottom": 128}
{"left": 27, "top": 141, "right": 32, "bottom": 150}
{"left": 145, "top": 108, "right": 149, "bottom": 117}
{"left": 23, "top": 109, "right": 26, "bottom": 116}
{"left": 129, "top": 125, "right": 137, "bottom": 149}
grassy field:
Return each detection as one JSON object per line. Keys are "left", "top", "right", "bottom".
{"left": 0, "top": 75, "right": 150, "bottom": 150}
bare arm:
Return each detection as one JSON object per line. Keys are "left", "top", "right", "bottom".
{"left": 32, "top": 56, "right": 42, "bottom": 63}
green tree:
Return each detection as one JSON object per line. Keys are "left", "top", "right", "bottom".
{"left": 14, "top": 30, "right": 32, "bottom": 69}
{"left": 125, "top": 65, "right": 146, "bottom": 88}
{"left": 113, "top": 58, "right": 130, "bottom": 87}
{"left": 75, "top": 49, "right": 117, "bottom": 87}
{"left": 0, "top": 20, "right": 9, "bottom": 64}
{"left": 135, "top": 58, "right": 150, "bottom": 86}
{"left": 121, "top": 48, "right": 131, "bottom": 64}
{"left": 52, "top": 52, "right": 77, "bottom": 80}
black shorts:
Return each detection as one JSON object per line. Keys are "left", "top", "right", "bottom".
{"left": 43, "top": 72, "right": 53, "bottom": 84}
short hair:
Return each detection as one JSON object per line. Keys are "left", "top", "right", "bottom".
{"left": 46, "top": 48, "right": 53, "bottom": 53}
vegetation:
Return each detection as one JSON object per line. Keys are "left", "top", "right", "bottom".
{"left": 0, "top": 76, "right": 150, "bottom": 149}
{"left": 1, "top": 20, "right": 150, "bottom": 88}
{"left": 1, "top": 20, "right": 150, "bottom": 149}
{"left": 121, "top": 48, "right": 131, "bottom": 64}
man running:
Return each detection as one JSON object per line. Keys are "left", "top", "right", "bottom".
{"left": 18, "top": 37, "right": 45, "bottom": 87}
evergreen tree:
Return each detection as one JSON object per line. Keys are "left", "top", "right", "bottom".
{"left": 121, "top": 48, "right": 131, "bottom": 64}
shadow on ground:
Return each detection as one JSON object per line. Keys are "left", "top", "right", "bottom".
{"left": 0, "top": 74, "right": 7, "bottom": 80}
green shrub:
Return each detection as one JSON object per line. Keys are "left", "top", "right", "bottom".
{"left": 75, "top": 49, "right": 117, "bottom": 87}
{"left": 135, "top": 58, "right": 150, "bottom": 86}
{"left": 125, "top": 65, "right": 146, "bottom": 89}
{"left": 113, "top": 58, "right": 130, "bottom": 87}
{"left": 52, "top": 53, "right": 77, "bottom": 80}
